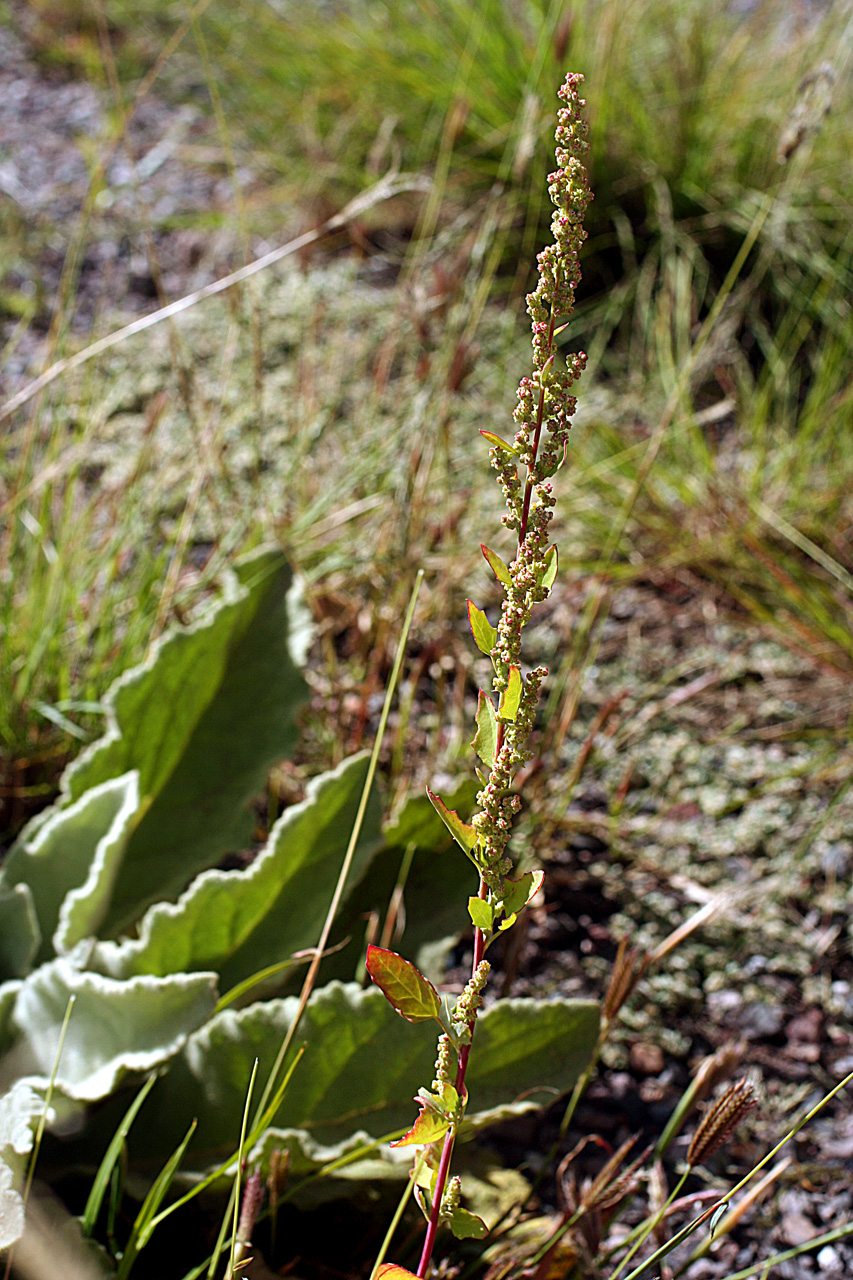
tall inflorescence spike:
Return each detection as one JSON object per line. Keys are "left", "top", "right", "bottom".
{"left": 477, "top": 74, "right": 592, "bottom": 891}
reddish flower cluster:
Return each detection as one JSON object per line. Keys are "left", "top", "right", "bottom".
{"left": 476, "top": 73, "right": 592, "bottom": 890}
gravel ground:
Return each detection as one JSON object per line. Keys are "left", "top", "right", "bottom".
{"left": 1, "top": 8, "right": 851, "bottom": 1278}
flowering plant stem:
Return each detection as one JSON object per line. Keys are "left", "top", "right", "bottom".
{"left": 368, "top": 73, "right": 592, "bottom": 1278}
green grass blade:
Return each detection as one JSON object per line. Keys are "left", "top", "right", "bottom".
{"left": 81, "top": 1072, "right": 158, "bottom": 1236}
{"left": 146, "top": 1044, "right": 306, "bottom": 1236}
{"left": 225, "top": 1057, "right": 258, "bottom": 1280}
{"left": 116, "top": 1118, "right": 198, "bottom": 1280}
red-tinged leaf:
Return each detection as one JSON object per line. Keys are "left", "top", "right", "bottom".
{"left": 366, "top": 946, "right": 441, "bottom": 1022}
{"left": 471, "top": 691, "right": 498, "bottom": 769}
{"left": 448, "top": 1207, "right": 489, "bottom": 1240}
{"left": 468, "top": 896, "right": 495, "bottom": 932}
{"left": 467, "top": 601, "right": 497, "bottom": 656}
{"left": 481, "top": 544, "right": 512, "bottom": 587}
{"left": 390, "top": 1098, "right": 450, "bottom": 1148}
{"left": 377, "top": 1266, "right": 421, "bottom": 1280}
{"left": 541, "top": 545, "right": 558, "bottom": 591}
{"left": 426, "top": 787, "right": 478, "bottom": 855}
{"left": 497, "top": 666, "right": 522, "bottom": 722}
{"left": 479, "top": 430, "right": 518, "bottom": 455}
{"left": 502, "top": 870, "right": 544, "bottom": 917}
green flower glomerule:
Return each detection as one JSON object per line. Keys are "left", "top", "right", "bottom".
{"left": 474, "top": 73, "right": 592, "bottom": 898}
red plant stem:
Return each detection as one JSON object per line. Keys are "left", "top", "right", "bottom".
{"left": 418, "top": 289, "right": 558, "bottom": 1272}
{"left": 417, "top": 891, "right": 488, "bottom": 1277}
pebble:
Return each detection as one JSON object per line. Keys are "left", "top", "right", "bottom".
{"left": 781, "top": 1211, "right": 819, "bottom": 1246}
{"left": 737, "top": 1001, "right": 785, "bottom": 1039}
{"left": 817, "top": 1245, "right": 841, "bottom": 1271}
{"left": 630, "top": 1041, "right": 665, "bottom": 1075}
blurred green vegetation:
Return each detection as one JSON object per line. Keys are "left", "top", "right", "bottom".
{"left": 2, "top": 0, "right": 852, "bottom": 835}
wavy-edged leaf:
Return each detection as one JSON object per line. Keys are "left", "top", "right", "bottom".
{"left": 90, "top": 755, "right": 381, "bottom": 989}
{"left": 0, "top": 1155, "right": 24, "bottom": 1251}
{"left": 4, "top": 957, "right": 217, "bottom": 1101}
{"left": 471, "top": 692, "right": 498, "bottom": 770}
{"left": 497, "top": 666, "right": 522, "bottom": 722}
{"left": 481, "top": 544, "right": 512, "bottom": 587}
{"left": 0, "top": 1082, "right": 50, "bottom": 1250}
{"left": 0, "top": 774, "right": 138, "bottom": 970}
{"left": 479, "top": 430, "right": 518, "bottom": 455}
{"left": 467, "top": 601, "right": 497, "bottom": 656}
{"left": 8, "top": 547, "right": 311, "bottom": 939}
{"left": 426, "top": 788, "right": 478, "bottom": 856}
{"left": 0, "top": 983, "right": 21, "bottom": 1056}
{"left": 0, "top": 886, "right": 39, "bottom": 983}
{"left": 139, "top": 982, "right": 600, "bottom": 1166}
{"left": 366, "top": 947, "right": 441, "bottom": 1023}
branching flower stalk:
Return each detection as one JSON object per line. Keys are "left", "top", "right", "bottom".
{"left": 367, "top": 73, "right": 592, "bottom": 1279}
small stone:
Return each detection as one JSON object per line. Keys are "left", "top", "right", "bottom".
{"left": 737, "top": 1001, "right": 785, "bottom": 1040}
{"left": 817, "top": 1245, "right": 841, "bottom": 1271}
{"left": 630, "top": 1042, "right": 665, "bottom": 1075}
{"left": 779, "top": 1259, "right": 813, "bottom": 1279}
{"left": 780, "top": 1211, "right": 819, "bottom": 1246}
{"left": 787, "top": 1007, "right": 823, "bottom": 1042}
{"left": 820, "top": 844, "right": 851, "bottom": 877}
{"left": 708, "top": 989, "right": 743, "bottom": 1017}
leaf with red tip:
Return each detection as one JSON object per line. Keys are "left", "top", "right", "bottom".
{"left": 377, "top": 1266, "right": 420, "bottom": 1280}
{"left": 366, "top": 946, "right": 441, "bottom": 1022}
{"left": 471, "top": 691, "right": 498, "bottom": 769}
{"left": 497, "top": 666, "right": 522, "bottom": 722}
{"left": 467, "top": 601, "right": 497, "bottom": 656}
{"left": 479, "top": 430, "right": 518, "bottom": 455}
{"left": 426, "top": 787, "right": 478, "bottom": 855}
{"left": 503, "top": 870, "right": 544, "bottom": 917}
{"left": 390, "top": 1097, "right": 450, "bottom": 1148}
{"left": 481, "top": 544, "right": 512, "bottom": 587}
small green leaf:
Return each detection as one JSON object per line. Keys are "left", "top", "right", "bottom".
{"left": 390, "top": 1096, "right": 450, "bottom": 1148}
{"left": 426, "top": 788, "right": 478, "bottom": 855}
{"left": 436, "top": 1082, "right": 460, "bottom": 1114}
{"left": 471, "top": 692, "right": 498, "bottom": 769}
{"left": 497, "top": 667, "right": 522, "bottom": 722}
{"left": 481, "top": 544, "right": 512, "bottom": 588}
{"left": 502, "top": 870, "right": 544, "bottom": 918}
{"left": 467, "top": 602, "right": 497, "bottom": 656}
{"left": 479, "top": 430, "right": 518, "bottom": 455}
{"left": 710, "top": 1202, "right": 729, "bottom": 1237}
{"left": 468, "top": 898, "right": 495, "bottom": 932}
{"left": 365, "top": 946, "right": 441, "bottom": 1023}
{"left": 448, "top": 1207, "right": 489, "bottom": 1239}
{"left": 540, "top": 546, "right": 558, "bottom": 591}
